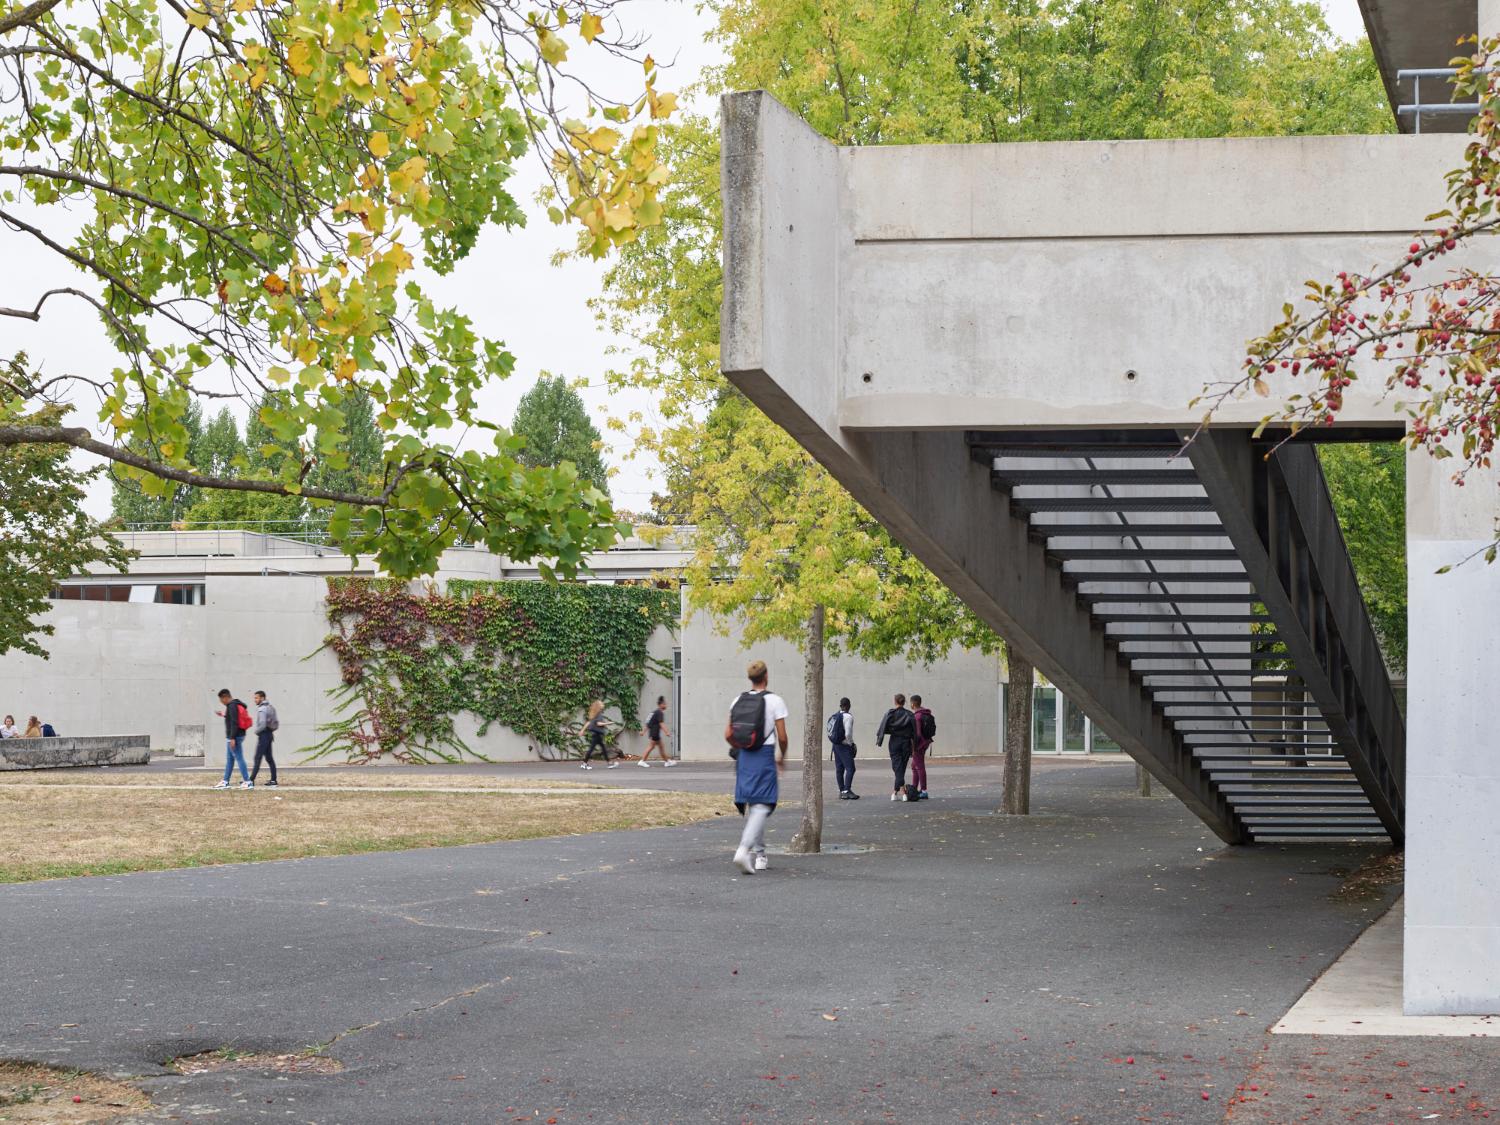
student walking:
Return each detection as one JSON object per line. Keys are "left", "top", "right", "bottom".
{"left": 640, "top": 696, "right": 676, "bottom": 767}
{"left": 250, "top": 691, "right": 280, "bottom": 789}
{"left": 910, "top": 694, "right": 935, "bottom": 800}
{"left": 828, "top": 697, "right": 858, "bottom": 799}
{"left": 875, "top": 693, "right": 916, "bottom": 800}
{"left": 581, "top": 701, "right": 619, "bottom": 769}
{"left": 725, "top": 660, "right": 788, "bottom": 874}
{"left": 213, "top": 689, "right": 253, "bottom": 789}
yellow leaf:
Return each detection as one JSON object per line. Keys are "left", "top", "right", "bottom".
{"left": 248, "top": 63, "right": 268, "bottom": 91}
{"left": 603, "top": 203, "right": 634, "bottom": 231}
{"left": 184, "top": 8, "right": 210, "bottom": 29}
{"left": 287, "top": 40, "right": 313, "bottom": 77}
{"left": 344, "top": 59, "right": 371, "bottom": 87}
{"left": 335, "top": 357, "right": 357, "bottom": 381}
{"left": 649, "top": 91, "right": 678, "bottom": 120}
{"left": 369, "top": 131, "right": 390, "bottom": 158}
{"left": 262, "top": 272, "right": 287, "bottom": 296}
{"left": 538, "top": 28, "right": 568, "bottom": 66}
{"left": 1252, "top": 377, "right": 1270, "bottom": 397}
{"left": 580, "top": 12, "right": 604, "bottom": 42}
{"left": 584, "top": 126, "right": 621, "bottom": 154}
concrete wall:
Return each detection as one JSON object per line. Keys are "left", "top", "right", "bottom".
{"left": 678, "top": 609, "right": 1003, "bottom": 763}
{"left": 1403, "top": 449, "right": 1500, "bottom": 1015}
{"left": 0, "top": 599, "right": 207, "bottom": 751}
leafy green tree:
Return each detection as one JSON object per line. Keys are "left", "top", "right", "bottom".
{"left": 599, "top": 0, "right": 1390, "bottom": 836}
{"left": 1, "top": 0, "right": 676, "bottom": 582}
{"left": 511, "top": 374, "right": 611, "bottom": 499}
{"left": 1, "top": 402, "right": 132, "bottom": 658}
{"left": 110, "top": 401, "right": 204, "bottom": 526}
{"left": 1320, "top": 443, "right": 1407, "bottom": 672}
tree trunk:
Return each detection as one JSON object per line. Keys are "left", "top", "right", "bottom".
{"left": 1136, "top": 763, "right": 1152, "bottom": 797}
{"left": 1002, "top": 651, "right": 1033, "bottom": 815}
{"left": 787, "top": 604, "right": 825, "bottom": 853}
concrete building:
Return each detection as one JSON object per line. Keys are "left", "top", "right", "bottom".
{"left": 2, "top": 529, "right": 1007, "bottom": 769}
{"left": 719, "top": 0, "right": 1499, "bottom": 1015}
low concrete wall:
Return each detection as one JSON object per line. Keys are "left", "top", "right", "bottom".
{"left": 0, "top": 735, "right": 151, "bottom": 770}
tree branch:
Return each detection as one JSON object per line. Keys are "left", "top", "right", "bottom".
{"left": 0, "top": 0, "right": 64, "bottom": 35}
{"left": 0, "top": 423, "right": 390, "bottom": 507}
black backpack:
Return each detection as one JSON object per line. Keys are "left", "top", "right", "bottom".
{"left": 826, "top": 712, "right": 846, "bottom": 745}
{"left": 919, "top": 711, "right": 936, "bottom": 740}
{"left": 904, "top": 783, "right": 921, "bottom": 802}
{"left": 727, "top": 691, "right": 767, "bottom": 759}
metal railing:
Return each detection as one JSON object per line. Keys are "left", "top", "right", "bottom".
{"left": 1396, "top": 67, "right": 1485, "bottom": 134}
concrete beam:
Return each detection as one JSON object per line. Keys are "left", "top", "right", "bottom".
{"left": 725, "top": 90, "right": 1484, "bottom": 433}
{"left": 1359, "top": 0, "right": 1476, "bottom": 133}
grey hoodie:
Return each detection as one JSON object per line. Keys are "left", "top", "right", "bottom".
{"left": 254, "top": 701, "right": 279, "bottom": 735}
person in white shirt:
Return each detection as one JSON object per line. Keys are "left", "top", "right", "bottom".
{"left": 829, "top": 697, "right": 858, "bottom": 799}
{"left": 0, "top": 715, "right": 18, "bottom": 739}
{"left": 724, "top": 660, "right": 789, "bottom": 874}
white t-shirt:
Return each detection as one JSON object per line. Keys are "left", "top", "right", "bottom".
{"left": 730, "top": 690, "right": 789, "bottom": 749}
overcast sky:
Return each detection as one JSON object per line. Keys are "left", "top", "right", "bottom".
{"left": 3, "top": 0, "right": 1369, "bottom": 520}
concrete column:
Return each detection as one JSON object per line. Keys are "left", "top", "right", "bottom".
{"left": 1403, "top": 447, "right": 1500, "bottom": 1015}
{"left": 1482, "top": 0, "right": 1500, "bottom": 42}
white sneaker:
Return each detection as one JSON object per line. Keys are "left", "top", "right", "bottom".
{"left": 664, "top": 760, "right": 679, "bottom": 768}
{"left": 732, "top": 847, "right": 755, "bottom": 875}
{"left": 753, "top": 855, "right": 769, "bottom": 872}
{"left": 239, "top": 782, "right": 254, "bottom": 790}
{"left": 212, "top": 780, "right": 230, "bottom": 790}
{"left": 638, "top": 760, "right": 651, "bottom": 768}
{"left": 581, "top": 764, "right": 593, "bottom": 770}
{"left": 607, "top": 762, "right": 620, "bottom": 769}
{"left": 890, "top": 791, "right": 898, "bottom": 801}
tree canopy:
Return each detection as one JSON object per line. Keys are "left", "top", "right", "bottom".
{"left": 1320, "top": 442, "right": 1407, "bottom": 671}
{"left": 0, "top": 403, "right": 132, "bottom": 658}
{"left": 511, "top": 374, "right": 610, "bottom": 499}
{"left": 1, "top": 0, "right": 676, "bottom": 598}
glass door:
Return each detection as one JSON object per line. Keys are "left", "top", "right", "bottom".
{"left": 1032, "top": 685, "right": 1058, "bottom": 753}
{"left": 1061, "top": 696, "right": 1088, "bottom": 753}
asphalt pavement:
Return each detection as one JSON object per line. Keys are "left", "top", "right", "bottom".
{"left": 2, "top": 758, "right": 1491, "bottom": 1123}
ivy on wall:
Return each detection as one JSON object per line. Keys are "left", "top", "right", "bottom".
{"left": 310, "top": 578, "right": 678, "bottom": 764}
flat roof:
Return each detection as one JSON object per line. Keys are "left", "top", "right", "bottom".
{"left": 1360, "top": 0, "right": 1478, "bottom": 132}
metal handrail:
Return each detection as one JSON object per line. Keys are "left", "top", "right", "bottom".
{"left": 1395, "top": 67, "right": 1487, "bottom": 134}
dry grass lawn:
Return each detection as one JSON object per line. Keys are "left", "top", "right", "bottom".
{"left": 0, "top": 783, "right": 728, "bottom": 884}
{"left": 0, "top": 769, "right": 594, "bottom": 790}
{"left": 0, "top": 1062, "right": 149, "bottom": 1123}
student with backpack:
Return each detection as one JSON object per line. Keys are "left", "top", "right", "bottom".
{"left": 212, "top": 688, "right": 254, "bottom": 790}
{"left": 875, "top": 693, "right": 917, "bottom": 801}
{"left": 910, "top": 694, "right": 935, "bottom": 800}
{"left": 827, "top": 697, "right": 858, "bottom": 799}
{"left": 724, "top": 660, "right": 789, "bottom": 874}
{"left": 250, "top": 690, "right": 280, "bottom": 789}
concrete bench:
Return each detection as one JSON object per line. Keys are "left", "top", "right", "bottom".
{"left": 0, "top": 735, "right": 151, "bottom": 770}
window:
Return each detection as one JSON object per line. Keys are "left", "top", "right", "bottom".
{"left": 51, "top": 583, "right": 203, "bottom": 605}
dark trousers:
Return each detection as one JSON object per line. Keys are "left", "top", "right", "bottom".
{"left": 584, "top": 731, "right": 611, "bottom": 762}
{"left": 833, "top": 744, "right": 857, "bottom": 792}
{"left": 888, "top": 740, "right": 913, "bottom": 790}
{"left": 251, "top": 731, "right": 277, "bottom": 783}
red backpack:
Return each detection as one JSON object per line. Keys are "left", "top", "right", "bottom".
{"left": 236, "top": 702, "right": 254, "bottom": 731}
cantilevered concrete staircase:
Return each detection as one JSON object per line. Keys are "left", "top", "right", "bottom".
{"left": 968, "top": 429, "right": 1404, "bottom": 845}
